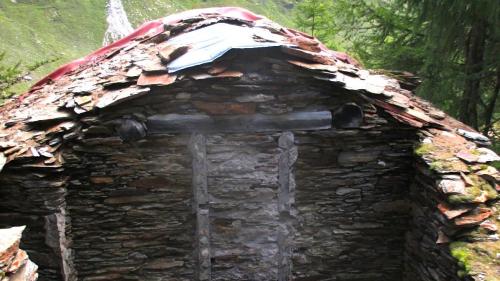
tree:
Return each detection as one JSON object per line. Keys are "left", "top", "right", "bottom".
{"left": 0, "top": 52, "right": 21, "bottom": 100}
{"left": 293, "top": 0, "right": 500, "bottom": 149}
{"left": 404, "top": 0, "right": 500, "bottom": 130}
{"left": 294, "top": 0, "right": 334, "bottom": 45}
{"left": 0, "top": 51, "right": 61, "bottom": 103}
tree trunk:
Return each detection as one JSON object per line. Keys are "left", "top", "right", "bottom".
{"left": 482, "top": 67, "right": 500, "bottom": 135}
{"left": 459, "top": 20, "right": 487, "bottom": 129}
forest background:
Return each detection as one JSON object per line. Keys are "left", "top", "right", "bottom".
{"left": 0, "top": 0, "right": 498, "bottom": 151}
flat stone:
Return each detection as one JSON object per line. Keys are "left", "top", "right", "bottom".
{"left": 89, "top": 176, "right": 114, "bottom": 185}
{"left": 158, "top": 44, "right": 189, "bottom": 63}
{"left": 128, "top": 176, "right": 173, "bottom": 189}
{"left": 126, "top": 66, "right": 142, "bottom": 78}
{"left": 436, "top": 230, "right": 450, "bottom": 244}
{"left": 143, "top": 258, "right": 184, "bottom": 270}
{"left": 25, "top": 108, "right": 73, "bottom": 125}
{"left": 476, "top": 147, "right": 500, "bottom": 163}
{"left": 337, "top": 150, "right": 379, "bottom": 167}
{"left": 104, "top": 195, "right": 157, "bottom": 204}
{"left": 235, "top": 94, "right": 275, "bottom": 103}
{"left": 437, "top": 179, "right": 465, "bottom": 194}
{"left": 190, "top": 70, "right": 243, "bottom": 80}
{"left": 96, "top": 87, "right": 150, "bottom": 108}
{"left": 71, "top": 82, "right": 97, "bottom": 95}
{"left": 476, "top": 166, "right": 500, "bottom": 182}
{"left": 335, "top": 187, "right": 358, "bottom": 196}
{"left": 454, "top": 208, "right": 492, "bottom": 226}
{"left": 437, "top": 203, "right": 470, "bottom": 219}
{"left": 455, "top": 150, "right": 479, "bottom": 163}
{"left": 0, "top": 152, "right": 6, "bottom": 173}
{"left": 460, "top": 172, "right": 475, "bottom": 186}
{"left": 193, "top": 101, "right": 256, "bottom": 115}
{"left": 137, "top": 72, "right": 177, "bottom": 86}
{"left": 9, "top": 260, "right": 38, "bottom": 281}
{"left": 0, "top": 226, "right": 25, "bottom": 268}
{"left": 8, "top": 249, "right": 28, "bottom": 273}
{"left": 340, "top": 222, "right": 383, "bottom": 229}
{"left": 372, "top": 200, "right": 410, "bottom": 213}
{"left": 479, "top": 220, "right": 498, "bottom": 232}
{"left": 207, "top": 64, "right": 228, "bottom": 75}
{"left": 456, "top": 129, "right": 490, "bottom": 144}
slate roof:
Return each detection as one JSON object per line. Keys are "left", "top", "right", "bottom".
{"left": 0, "top": 7, "right": 498, "bottom": 278}
{"left": 0, "top": 7, "right": 495, "bottom": 164}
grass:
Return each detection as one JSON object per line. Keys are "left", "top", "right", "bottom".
{"left": 0, "top": 0, "right": 296, "bottom": 96}
{"left": 0, "top": 0, "right": 107, "bottom": 94}
{"left": 124, "top": 0, "right": 297, "bottom": 28}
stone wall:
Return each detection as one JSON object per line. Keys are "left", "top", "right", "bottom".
{"left": 404, "top": 165, "right": 474, "bottom": 281}
{"left": 64, "top": 135, "right": 195, "bottom": 281}
{"left": 1, "top": 49, "right": 479, "bottom": 281}
{"left": 292, "top": 123, "right": 416, "bottom": 280}
{"left": 55, "top": 50, "right": 419, "bottom": 280}
{"left": 0, "top": 170, "right": 69, "bottom": 281}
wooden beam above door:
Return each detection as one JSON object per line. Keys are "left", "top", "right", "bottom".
{"left": 146, "top": 111, "right": 332, "bottom": 134}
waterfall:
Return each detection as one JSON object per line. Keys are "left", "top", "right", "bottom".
{"left": 102, "top": 0, "right": 134, "bottom": 46}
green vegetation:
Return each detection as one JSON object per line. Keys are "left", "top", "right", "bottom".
{"left": 448, "top": 174, "right": 497, "bottom": 204}
{"left": 1, "top": 0, "right": 498, "bottom": 151}
{"left": 0, "top": 52, "right": 21, "bottom": 99}
{"left": 0, "top": 0, "right": 296, "bottom": 98}
{"left": 123, "top": 0, "right": 297, "bottom": 28}
{"left": 491, "top": 161, "right": 500, "bottom": 170}
{"left": 0, "top": 0, "right": 107, "bottom": 95}
{"left": 450, "top": 242, "right": 473, "bottom": 274}
{"left": 294, "top": 0, "right": 499, "bottom": 151}
{"left": 414, "top": 143, "right": 434, "bottom": 156}
{"left": 450, "top": 241, "right": 500, "bottom": 281}
{"left": 293, "top": 0, "right": 336, "bottom": 47}
{"left": 429, "top": 160, "right": 454, "bottom": 173}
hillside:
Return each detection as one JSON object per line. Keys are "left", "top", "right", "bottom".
{"left": 0, "top": 0, "right": 296, "bottom": 94}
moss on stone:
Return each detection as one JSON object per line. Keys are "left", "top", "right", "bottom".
{"left": 447, "top": 175, "right": 497, "bottom": 204}
{"left": 472, "top": 175, "right": 498, "bottom": 199}
{"left": 429, "top": 160, "right": 449, "bottom": 172}
{"left": 470, "top": 149, "right": 482, "bottom": 156}
{"left": 450, "top": 242, "right": 473, "bottom": 273}
{"left": 479, "top": 164, "right": 490, "bottom": 170}
{"left": 429, "top": 159, "right": 468, "bottom": 173}
{"left": 414, "top": 143, "right": 435, "bottom": 156}
{"left": 448, "top": 193, "right": 478, "bottom": 205}
{"left": 450, "top": 241, "right": 500, "bottom": 281}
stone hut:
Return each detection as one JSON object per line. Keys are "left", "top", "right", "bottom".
{"left": 0, "top": 7, "right": 498, "bottom": 281}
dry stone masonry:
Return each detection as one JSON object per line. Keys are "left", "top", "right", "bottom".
{"left": 0, "top": 7, "right": 498, "bottom": 281}
{"left": 0, "top": 226, "right": 38, "bottom": 281}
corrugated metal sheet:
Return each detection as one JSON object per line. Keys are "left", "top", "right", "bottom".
{"left": 166, "top": 23, "right": 289, "bottom": 73}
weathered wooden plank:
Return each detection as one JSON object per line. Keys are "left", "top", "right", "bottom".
{"left": 147, "top": 111, "right": 332, "bottom": 133}
{"left": 278, "top": 132, "right": 296, "bottom": 281}
{"left": 189, "top": 134, "right": 211, "bottom": 281}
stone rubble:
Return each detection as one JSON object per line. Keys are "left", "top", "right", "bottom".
{"left": 0, "top": 226, "right": 38, "bottom": 281}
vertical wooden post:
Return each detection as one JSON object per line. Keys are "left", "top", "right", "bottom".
{"left": 189, "top": 133, "right": 211, "bottom": 281}
{"left": 278, "top": 132, "right": 297, "bottom": 281}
